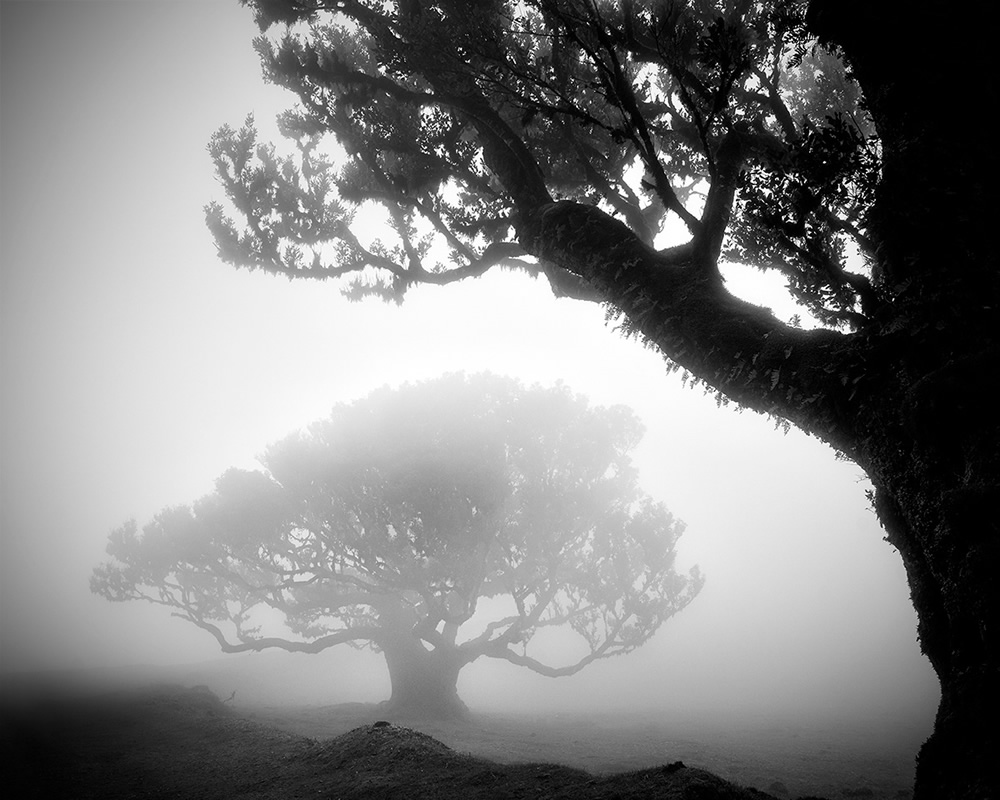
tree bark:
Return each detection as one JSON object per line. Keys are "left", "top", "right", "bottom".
{"left": 848, "top": 338, "right": 1000, "bottom": 800}
{"left": 379, "top": 635, "right": 469, "bottom": 719}
{"left": 805, "top": 5, "right": 1000, "bottom": 797}
{"left": 375, "top": 603, "right": 470, "bottom": 720}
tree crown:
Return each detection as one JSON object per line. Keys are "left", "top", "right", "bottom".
{"left": 93, "top": 373, "right": 701, "bottom": 676}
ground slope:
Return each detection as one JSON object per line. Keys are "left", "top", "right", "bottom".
{"left": 2, "top": 684, "right": 795, "bottom": 799}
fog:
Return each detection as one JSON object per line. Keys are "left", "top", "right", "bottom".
{"left": 1, "top": 0, "right": 937, "bottom": 755}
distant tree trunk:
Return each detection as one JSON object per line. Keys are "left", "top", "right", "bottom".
{"left": 375, "top": 603, "right": 469, "bottom": 719}
{"left": 379, "top": 636, "right": 468, "bottom": 719}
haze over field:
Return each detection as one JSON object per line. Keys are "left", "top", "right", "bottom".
{"left": 1, "top": 0, "right": 937, "bottom": 742}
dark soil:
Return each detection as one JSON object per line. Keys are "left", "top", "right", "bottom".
{"left": 2, "top": 684, "right": 804, "bottom": 799}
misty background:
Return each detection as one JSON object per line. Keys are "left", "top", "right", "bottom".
{"left": 1, "top": 0, "right": 936, "bottom": 742}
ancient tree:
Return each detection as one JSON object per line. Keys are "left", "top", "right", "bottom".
{"left": 92, "top": 374, "right": 700, "bottom": 718}
{"left": 204, "top": 1, "right": 997, "bottom": 795}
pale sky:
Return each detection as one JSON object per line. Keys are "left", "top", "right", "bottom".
{"left": 1, "top": 0, "right": 937, "bottom": 731}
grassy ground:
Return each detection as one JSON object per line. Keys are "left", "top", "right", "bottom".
{"left": 2, "top": 683, "right": 916, "bottom": 799}
{"left": 245, "top": 701, "right": 916, "bottom": 799}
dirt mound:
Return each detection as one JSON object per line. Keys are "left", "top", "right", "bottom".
{"left": 289, "top": 720, "right": 782, "bottom": 799}
{"left": 289, "top": 720, "right": 595, "bottom": 798}
{"left": 2, "top": 685, "right": 802, "bottom": 799}
{"left": 308, "top": 719, "right": 461, "bottom": 765}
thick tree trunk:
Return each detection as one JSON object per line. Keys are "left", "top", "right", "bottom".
{"left": 805, "top": 5, "right": 1000, "bottom": 797}
{"left": 869, "top": 464, "right": 999, "bottom": 800}
{"left": 858, "top": 361, "right": 1000, "bottom": 800}
{"left": 379, "top": 636, "right": 469, "bottom": 719}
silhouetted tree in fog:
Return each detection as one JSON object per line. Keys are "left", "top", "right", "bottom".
{"left": 93, "top": 374, "right": 700, "bottom": 718}
{"left": 203, "top": 2, "right": 998, "bottom": 795}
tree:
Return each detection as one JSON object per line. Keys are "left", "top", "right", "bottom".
{"left": 204, "top": 1, "right": 998, "bottom": 795}
{"left": 92, "top": 374, "right": 701, "bottom": 718}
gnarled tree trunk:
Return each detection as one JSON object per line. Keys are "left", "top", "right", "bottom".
{"left": 808, "top": 3, "right": 999, "bottom": 797}
{"left": 857, "top": 347, "right": 999, "bottom": 800}
{"left": 379, "top": 637, "right": 468, "bottom": 719}
{"left": 858, "top": 317, "right": 1000, "bottom": 800}
{"left": 376, "top": 604, "right": 469, "bottom": 720}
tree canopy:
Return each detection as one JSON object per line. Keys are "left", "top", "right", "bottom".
{"left": 93, "top": 374, "right": 701, "bottom": 716}
{"left": 208, "top": 0, "right": 879, "bottom": 333}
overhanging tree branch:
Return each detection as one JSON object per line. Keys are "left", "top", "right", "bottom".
{"left": 181, "top": 614, "right": 385, "bottom": 654}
